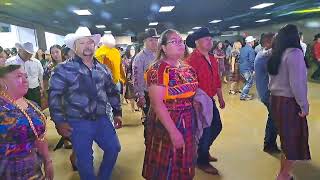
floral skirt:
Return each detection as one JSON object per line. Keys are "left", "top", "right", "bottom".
{"left": 0, "top": 151, "right": 44, "bottom": 180}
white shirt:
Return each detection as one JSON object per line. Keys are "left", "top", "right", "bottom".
{"left": 300, "top": 41, "right": 307, "bottom": 56}
{"left": 6, "top": 55, "right": 44, "bottom": 89}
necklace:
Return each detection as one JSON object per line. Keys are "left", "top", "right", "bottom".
{"left": 0, "top": 91, "right": 47, "bottom": 141}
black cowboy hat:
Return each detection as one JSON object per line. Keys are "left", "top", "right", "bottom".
{"left": 186, "top": 27, "right": 215, "bottom": 48}
{"left": 314, "top": 33, "right": 320, "bottom": 41}
{"left": 138, "top": 28, "right": 160, "bottom": 42}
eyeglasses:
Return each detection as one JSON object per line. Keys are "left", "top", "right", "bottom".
{"left": 167, "top": 39, "right": 185, "bottom": 45}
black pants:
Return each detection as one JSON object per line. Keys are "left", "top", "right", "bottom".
{"left": 25, "top": 86, "right": 41, "bottom": 107}
{"left": 143, "top": 91, "right": 150, "bottom": 143}
{"left": 311, "top": 62, "right": 320, "bottom": 80}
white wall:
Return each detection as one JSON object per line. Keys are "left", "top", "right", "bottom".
{"left": 115, "top": 36, "right": 132, "bottom": 45}
{"left": 45, "top": 32, "right": 65, "bottom": 49}
{"left": 0, "top": 25, "right": 38, "bottom": 49}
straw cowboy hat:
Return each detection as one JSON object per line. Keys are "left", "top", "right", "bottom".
{"left": 64, "top": 26, "right": 101, "bottom": 50}
{"left": 245, "top": 36, "right": 256, "bottom": 43}
{"left": 15, "top": 42, "right": 36, "bottom": 54}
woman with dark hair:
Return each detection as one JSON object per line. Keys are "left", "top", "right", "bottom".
{"left": 0, "top": 65, "right": 53, "bottom": 180}
{"left": 268, "top": 24, "right": 310, "bottom": 180}
{"left": 35, "top": 48, "right": 48, "bottom": 68}
{"left": 62, "top": 45, "right": 75, "bottom": 61}
{"left": 213, "top": 41, "right": 228, "bottom": 83}
{"left": 142, "top": 29, "right": 198, "bottom": 179}
{"left": 122, "top": 45, "right": 138, "bottom": 112}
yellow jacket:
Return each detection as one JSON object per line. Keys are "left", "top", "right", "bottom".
{"left": 95, "top": 45, "right": 126, "bottom": 84}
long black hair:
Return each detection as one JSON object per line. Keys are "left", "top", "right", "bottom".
{"left": 124, "top": 45, "right": 136, "bottom": 59}
{"left": 49, "top": 44, "right": 62, "bottom": 64}
{"left": 268, "top": 24, "right": 308, "bottom": 75}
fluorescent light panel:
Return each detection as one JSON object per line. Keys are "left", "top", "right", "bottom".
{"left": 159, "top": 6, "right": 175, "bottom": 12}
{"left": 188, "top": 31, "right": 194, "bottom": 34}
{"left": 250, "top": 3, "right": 275, "bottom": 9}
{"left": 73, "top": 9, "right": 92, "bottom": 16}
{"left": 255, "top": 19, "right": 271, "bottom": 23}
{"left": 96, "top": 25, "right": 106, "bottom": 28}
{"left": 149, "top": 22, "right": 158, "bottom": 26}
{"left": 209, "top": 20, "right": 222, "bottom": 23}
{"left": 104, "top": 31, "right": 112, "bottom": 34}
{"left": 229, "top": 25, "right": 240, "bottom": 29}
{"left": 192, "top": 27, "right": 201, "bottom": 30}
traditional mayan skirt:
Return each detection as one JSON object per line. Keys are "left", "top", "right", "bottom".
{"left": 270, "top": 95, "right": 311, "bottom": 161}
{"left": 0, "top": 151, "right": 44, "bottom": 180}
{"left": 142, "top": 98, "right": 197, "bottom": 180}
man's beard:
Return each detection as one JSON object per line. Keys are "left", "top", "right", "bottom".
{"left": 82, "top": 49, "right": 94, "bottom": 56}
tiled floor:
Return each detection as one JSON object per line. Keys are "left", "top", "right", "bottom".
{"left": 48, "top": 83, "right": 320, "bottom": 180}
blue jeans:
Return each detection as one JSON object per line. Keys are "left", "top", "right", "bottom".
{"left": 69, "top": 117, "right": 121, "bottom": 180}
{"left": 240, "top": 71, "right": 254, "bottom": 98}
{"left": 263, "top": 101, "right": 278, "bottom": 147}
{"left": 197, "top": 101, "right": 222, "bottom": 165}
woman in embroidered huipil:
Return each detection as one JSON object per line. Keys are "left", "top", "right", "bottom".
{"left": 0, "top": 65, "right": 53, "bottom": 180}
{"left": 142, "top": 29, "right": 198, "bottom": 180}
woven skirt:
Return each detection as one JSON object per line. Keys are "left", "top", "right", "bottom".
{"left": 0, "top": 151, "right": 44, "bottom": 180}
{"left": 270, "top": 95, "right": 311, "bottom": 161}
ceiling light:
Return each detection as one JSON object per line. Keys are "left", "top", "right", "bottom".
{"left": 73, "top": 9, "right": 92, "bottom": 16}
{"left": 209, "top": 20, "right": 222, "bottom": 24}
{"left": 95, "top": 25, "right": 106, "bottom": 28}
{"left": 104, "top": 31, "right": 112, "bottom": 34}
{"left": 4, "top": 2, "right": 12, "bottom": 6}
{"left": 255, "top": 19, "right": 271, "bottom": 23}
{"left": 250, "top": 3, "right": 275, "bottom": 9}
{"left": 188, "top": 31, "right": 194, "bottom": 34}
{"left": 229, "top": 25, "right": 240, "bottom": 29}
{"left": 149, "top": 22, "right": 158, "bottom": 26}
{"left": 221, "top": 34, "right": 235, "bottom": 37}
{"left": 123, "top": 18, "right": 130, "bottom": 20}
{"left": 265, "top": 12, "right": 272, "bottom": 15}
{"left": 192, "top": 27, "right": 201, "bottom": 30}
{"left": 159, "top": 6, "right": 175, "bottom": 12}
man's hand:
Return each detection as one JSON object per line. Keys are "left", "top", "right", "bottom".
{"left": 218, "top": 98, "right": 226, "bottom": 109}
{"left": 56, "top": 122, "right": 73, "bottom": 137}
{"left": 137, "top": 96, "right": 146, "bottom": 108}
{"left": 40, "top": 88, "right": 44, "bottom": 97}
{"left": 298, "top": 111, "right": 309, "bottom": 118}
{"left": 114, "top": 116, "right": 123, "bottom": 129}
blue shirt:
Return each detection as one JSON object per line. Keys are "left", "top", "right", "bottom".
{"left": 48, "top": 56, "right": 122, "bottom": 124}
{"left": 254, "top": 49, "right": 271, "bottom": 103}
{"left": 239, "top": 44, "right": 255, "bottom": 73}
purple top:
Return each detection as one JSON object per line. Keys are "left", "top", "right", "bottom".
{"left": 269, "top": 48, "right": 309, "bottom": 114}
{"left": 0, "top": 98, "right": 45, "bottom": 158}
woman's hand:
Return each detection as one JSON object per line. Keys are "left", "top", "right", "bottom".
{"left": 298, "top": 111, "right": 308, "bottom": 118}
{"left": 169, "top": 129, "right": 185, "bottom": 150}
{"left": 44, "top": 160, "right": 54, "bottom": 180}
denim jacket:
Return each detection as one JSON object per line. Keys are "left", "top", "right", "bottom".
{"left": 48, "top": 55, "right": 122, "bottom": 124}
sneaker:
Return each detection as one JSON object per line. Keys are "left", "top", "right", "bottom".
{"left": 240, "top": 95, "right": 253, "bottom": 101}
{"left": 197, "top": 163, "right": 219, "bottom": 175}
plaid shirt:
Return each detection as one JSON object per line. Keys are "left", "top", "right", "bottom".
{"left": 48, "top": 56, "right": 122, "bottom": 124}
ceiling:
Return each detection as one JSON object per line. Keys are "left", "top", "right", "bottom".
{"left": 0, "top": 0, "right": 320, "bottom": 37}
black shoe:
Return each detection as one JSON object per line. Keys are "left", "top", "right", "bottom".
{"left": 263, "top": 145, "right": 281, "bottom": 154}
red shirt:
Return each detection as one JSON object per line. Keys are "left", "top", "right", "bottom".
{"left": 186, "top": 49, "right": 221, "bottom": 97}
{"left": 314, "top": 42, "right": 320, "bottom": 60}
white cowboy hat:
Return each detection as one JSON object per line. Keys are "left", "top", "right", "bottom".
{"left": 245, "top": 36, "right": 256, "bottom": 43}
{"left": 64, "top": 26, "right": 101, "bottom": 50}
{"left": 100, "top": 33, "right": 116, "bottom": 47}
{"left": 15, "top": 42, "right": 36, "bottom": 54}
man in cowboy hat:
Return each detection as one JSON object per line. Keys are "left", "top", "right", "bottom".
{"left": 6, "top": 42, "right": 44, "bottom": 106}
{"left": 132, "top": 28, "right": 159, "bottom": 138}
{"left": 239, "top": 35, "right": 256, "bottom": 101}
{"left": 48, "top": 26, "right": 122, "bottom": 180}
{"left": 186, "top": 27, "right": 225, "bottom": 175}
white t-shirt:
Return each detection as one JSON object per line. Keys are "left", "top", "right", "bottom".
{"left": 300, "top": 41, "right": 307, "bottom": 56}
{"left": 5, "top": 55, "right": 44, "bottom": 89}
